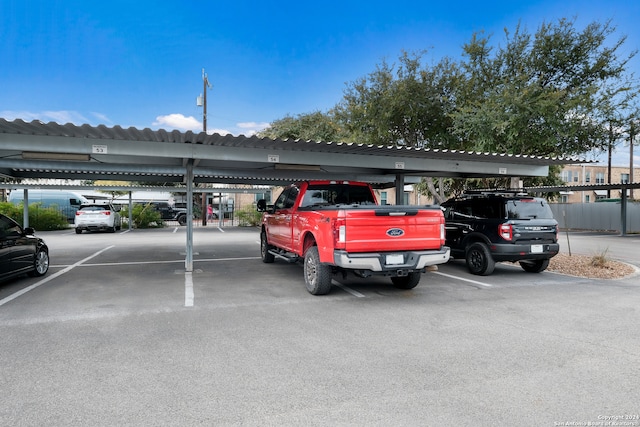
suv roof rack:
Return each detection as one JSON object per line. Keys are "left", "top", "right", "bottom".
{"left": 461, "top": 189, "right": 531, "bottom": 198}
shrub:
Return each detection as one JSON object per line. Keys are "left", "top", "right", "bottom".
{"left": 119, "top": 204, "right": 163, "bottom": 228}
{"left": 0, "top": 201, "right": 69, "bottom": 230}
{"left": 590, "top": 248, "right": 610, "bottom": 268}
{"left": 236, "top": 205, "right": 263, "bottom": 227}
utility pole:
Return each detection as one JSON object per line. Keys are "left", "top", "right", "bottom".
{"left": 197, "top": 69, "right": 213, "bottom": 226}
{"left": 631, "top": 120, "right": 636, "bottom": 201}
{"left": 607, "top": 122, "right": 613, "bottom": 199}
{"left": 197, "top": 68, "right": 213, "bottom": 132}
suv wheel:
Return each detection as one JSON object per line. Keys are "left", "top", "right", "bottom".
{"left": 466, "top": 242, "right": 495, "bottom": 276}
{"left": 519, "top": 259, "right": 549, "bottom": 273}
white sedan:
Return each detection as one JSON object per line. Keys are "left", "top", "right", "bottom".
{"left": 74, "top": 203, "right": 122, "bottom": 234}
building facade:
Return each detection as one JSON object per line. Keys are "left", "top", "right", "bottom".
{"left": 559, "top": 164, "right": 638, "bottom": 203}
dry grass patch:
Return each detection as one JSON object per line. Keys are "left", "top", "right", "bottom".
{"left": 547, "top": 252, "right": 636, "bottom": 279}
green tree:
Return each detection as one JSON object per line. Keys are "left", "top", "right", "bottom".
{"left": 452, "top": 19, "right": 638, "bottom": 157}
{"left": 257, "top": 111, "right": 344, "bottom": 142}
{"left": 260, "top": 18, "right": 638, "bottom": 201}
{"left": 334, "top": 51, "right": 459, "bottom": 148}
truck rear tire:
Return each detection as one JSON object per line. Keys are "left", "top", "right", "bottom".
{"left": 391, "top": 272, "right": 421, "bottom": 289}
{"left": 304, "top": 246, "right": 332, "bottom": 295}
{"left": 260, "top": 231, "right": 275, "bottom": 263}
{"left": 177, "top": 214, "right": 187, "bottom": 226}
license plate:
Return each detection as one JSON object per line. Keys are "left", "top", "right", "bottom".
{"left": 531, "top": 244, "right": 543, "bottom": 254}
{"left": 386, "top": 254, "right": 404, "bottom": 265}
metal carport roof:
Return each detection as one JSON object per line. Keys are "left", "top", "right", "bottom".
{"left": 0, "top": 119, "right": 582, "bottom": 187}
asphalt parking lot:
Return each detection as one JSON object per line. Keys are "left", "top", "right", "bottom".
{"left": 1, "top": 227, "right": 639, "bottom": 426}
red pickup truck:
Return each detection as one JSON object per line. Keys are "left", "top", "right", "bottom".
{"left": 257, "top": 180, "right": 450, "bottom": 295}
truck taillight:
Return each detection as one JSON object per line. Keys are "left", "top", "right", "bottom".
{"left": 333, "top": 218, "right": 346, "bottom": 248}
{"left": 440, "top": 222, "right": 446, "bottom": 245}
{"left": 499, "top": 223, "right": 513, "bottom": 241}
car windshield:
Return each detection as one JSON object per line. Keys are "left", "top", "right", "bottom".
{"left": 506, "top": 199, "right": 554, "bottom": 219}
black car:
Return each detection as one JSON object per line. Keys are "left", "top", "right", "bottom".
{"left": 0, "top": 213, "right": 49, "bottom": 282}
{"left": 441, "top": 191, "right": 559, "bottom": 275}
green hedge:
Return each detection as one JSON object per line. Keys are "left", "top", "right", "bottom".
{"left": 119, "top": 204, "right": 163, "bottom": 228}
{"left": 236, "top": 205, "right": 263, "bottom": 226}
{"left": 0, "top": 202, "right": 69, "bottom": 230}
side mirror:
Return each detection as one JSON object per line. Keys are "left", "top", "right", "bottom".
{"left": 24, "top": 227, "right": 36, "bottom": 235}
{"left": 256, "top": 199, "right": 267, "bottom": 212}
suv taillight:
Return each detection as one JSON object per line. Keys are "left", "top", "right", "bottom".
{"left": 499, "top": 223, "right": 513, "bottom": 241}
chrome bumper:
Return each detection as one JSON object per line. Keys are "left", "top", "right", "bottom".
{"left": 333, "top": 247, "right": 450, "bottom": 272}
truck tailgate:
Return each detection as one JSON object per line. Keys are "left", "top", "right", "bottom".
{"left": 341, "top": 207, "right": 443, "bottom": 252}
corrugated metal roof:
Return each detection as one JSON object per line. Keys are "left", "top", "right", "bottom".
{"left": 0, "top": 118, "right": 585, "bottom": 163}
{"left": 0, "top": 118, "right": 588, "bottom": 187}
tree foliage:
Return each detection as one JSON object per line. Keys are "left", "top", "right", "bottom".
{"left": 259, "top": 18, "right": 638, "bottom": 198}
{"left": 452, "top": 19, "right": 637, "bottom": 157}
{"left": 257, "top": 111, "right": 345, "bottom": 142}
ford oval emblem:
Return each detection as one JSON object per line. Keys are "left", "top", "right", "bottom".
{"left": 387, "top": 228, "right": 405, "bottom": 237}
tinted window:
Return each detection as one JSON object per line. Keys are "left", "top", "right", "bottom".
{"left": 274, "top": 186, "right": 299, "bottom": 210}
{"left": 445, "top": 200, "right": 501, "bottom": 220}
{"left": 300, "top": 184, "right": 376, "bottom": 207}
{"left": 506, "top": 199, "right": 554, "bottom": 219}
{"left": 0, "top": 215, "right": 22, "bottom": 238}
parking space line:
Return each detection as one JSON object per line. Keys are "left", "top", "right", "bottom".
{"left": 0, "top": 245, "right": 116, "bottom": 307}
{"left": 184, "top": 272, "right": 194, "bottom": 307}
{"left": 333, "top": 281, "right": 366, "bottom": 297}
{"left": 433, "top": 271, "right": 494, "bottom": 288}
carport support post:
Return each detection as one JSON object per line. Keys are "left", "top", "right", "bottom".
{"left": 22, "top": 189, "right": 29, "bottom": 227}
{"left": 185, "top": 159, "right": 194, "bottom": 272}
{"left": 128, "top": 191, "right": 133, "bottom": 231}
{"left": 395, "top": 174, "right": 405, "bottom": 205}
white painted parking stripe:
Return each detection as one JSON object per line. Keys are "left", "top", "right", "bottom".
{"left": 0, "top": 245, "right": 116, "bottom": 307}
{"left": 69, "top": 256, "right": 260, "bottom": 268}
{"left": 184, "top": 272, "right": 194, "bottom": 307}
{"left": 433, "top": 271, "right": 493, "bottom": 288}
{"left": 333, "top": 281, "right": 366, "bottom": 297}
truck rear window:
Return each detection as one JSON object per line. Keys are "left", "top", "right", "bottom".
{"left": 300, "top": 184, "right": 376, "bottom": 207}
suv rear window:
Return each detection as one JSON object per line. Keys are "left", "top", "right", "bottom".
{"left": 506, "top": 199, "right": 554, "bottom": 220}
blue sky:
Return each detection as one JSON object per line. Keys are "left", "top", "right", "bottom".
{"left": 1, "top": 0, "right": 639, "bottom": 165}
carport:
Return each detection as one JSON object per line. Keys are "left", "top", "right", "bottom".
{"left": 0, "top": 118, "right": 580, "bottom": 271}
{"left": 527, "top": 182, "right": 640, "bottom": 235}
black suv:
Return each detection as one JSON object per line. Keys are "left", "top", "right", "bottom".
{"left": 440, "top": 191, "right": 559, "bottom": 275}
{"left": 150, "top": 202, "right": 189, "bottom": 226}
